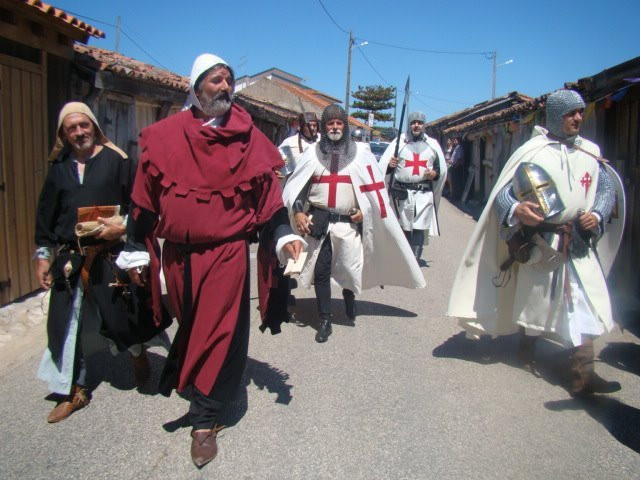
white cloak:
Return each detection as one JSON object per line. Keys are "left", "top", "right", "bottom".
{"left": 447, "top": 126, "right": 624, "bottom": 343}
{"left": 282, "top": 142, "right": 426, "bottom": 293}
{"left": 379, "top": 134, "right": 447, "bottom": 235}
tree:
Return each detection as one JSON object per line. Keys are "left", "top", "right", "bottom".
{"left": 350, "top": 85, "right": 395, "bottom": 125}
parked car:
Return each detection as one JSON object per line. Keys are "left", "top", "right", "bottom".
{"left": 369, "top": 141, "right": 390, "bottom": 161}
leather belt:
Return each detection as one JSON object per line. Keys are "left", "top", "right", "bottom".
{"left": 309, "top": 206, "right": 353, "bottom": 223}
{"left": 80, "top": 240, "right": 121, "bottom": 295}
{"left": 395, "top": 181, "right": 433, "bottom": 192}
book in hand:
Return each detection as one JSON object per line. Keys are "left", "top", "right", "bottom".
{"left": 283, "top": 252, "right": 307, "bottom": 277}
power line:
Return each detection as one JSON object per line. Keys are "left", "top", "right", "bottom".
{"left": 60, "top": 9, "right": 169, "bottom": 70}
{"left": 316, "top": 0, "right": 492, "bottom": 56}
{"left": 357, "top": 45, "right": 471, "bottom": 110}
{"left": 356, "top": 47, "right": 392, "bottom": 87}
{"left": 364, "top": 39, "right": 492, "bottom": 57}
{"left": 317, "top": 0, "right": 349, "bottom": 34}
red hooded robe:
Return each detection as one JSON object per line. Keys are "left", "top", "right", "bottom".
{"left": 133, "top": 104, "right": 284, "bottom": 395}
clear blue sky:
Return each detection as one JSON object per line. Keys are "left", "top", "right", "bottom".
{"left": 53, "top": 0, "right": 639, "bottom": 123}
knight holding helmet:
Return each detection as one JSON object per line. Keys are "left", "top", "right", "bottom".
{"left": 447, "top": 89, "right": 625, "bottom": 397}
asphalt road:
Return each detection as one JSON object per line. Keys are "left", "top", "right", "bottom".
{"left": 1, "top": 199, "right": 639, "bottom": 479}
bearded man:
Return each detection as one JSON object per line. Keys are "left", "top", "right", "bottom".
{"left": 35, "top": 102, "right": 164, "bottom": 424}
{"left": 283, "top": 104, "right": 425, "bottom": 343}
{"left": 116, "top": 53, "right": 304, "bottom": 468}
{"left": 447, "top": 89, "right": 624, "bottom": 397}
{"left": 379, "top": 111, "right": 447, "bottom": 265}
{"left": 278, "top": 111, "right": 319, "bottom": 179}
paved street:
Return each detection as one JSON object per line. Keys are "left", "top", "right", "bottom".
{"left": 1, "top": 199, "right": 639, "bottom": 479}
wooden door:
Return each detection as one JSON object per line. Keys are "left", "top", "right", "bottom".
{"left": 0, "top": 55, "right": 47, "bottom": 305}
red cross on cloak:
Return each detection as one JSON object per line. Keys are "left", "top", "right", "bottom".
{"left": 359, "top": 165, "right": 387, "bottom": 218}
{"left": 580, "top": 172, "right": 592, "bottom": 198}
{"left": 311, "top": 173, "right": 352, "bottom": 208}
{"left": 404, "top": 152, "right": 428, "bottom": 175}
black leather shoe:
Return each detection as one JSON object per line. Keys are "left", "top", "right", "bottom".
{"left": 343, "top": 290, "right": 357, "bottom": 321}
{"left": 572, "top": 372, "right": 622, "bottom": 397}
{"left": 315, "top": 315, "right": 332, "bottom": 343}
{"left": 190, "top": 428, "right": 220, "bottom": 468}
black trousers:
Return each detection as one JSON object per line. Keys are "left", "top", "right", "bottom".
{"left": 313, "top": 234, "right": 354, "bottom": 316}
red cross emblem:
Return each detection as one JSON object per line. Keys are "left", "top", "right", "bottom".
{"left": 311, "top": 173, "right": 352, "bottom": 208}
{"left": 359, "top": 165, "right": 387, "bottom": 218}
{"left": 404, "top": 152, "right": 428, "bottom": 175}
{"left": 580, "top": 172, "right": 592, "bottom": 197}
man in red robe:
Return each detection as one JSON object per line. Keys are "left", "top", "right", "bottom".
{"left": 116, "top": 53, "right": 303, "bottom": 468}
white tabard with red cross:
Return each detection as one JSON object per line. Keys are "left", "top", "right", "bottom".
{"left": 307, "top": 162, "right": 358, "bottom": 214}
{"left": 392, "top": 141, "right": 439, "bottom": 233}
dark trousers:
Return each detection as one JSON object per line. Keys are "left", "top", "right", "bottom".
{"left": 314, "top": 236, "right": 333, "bottom": 315}
{"left": 313, "top": 234, "right": 354, "bottom": 316}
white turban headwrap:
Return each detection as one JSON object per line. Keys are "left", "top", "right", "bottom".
{"left": 185, "top": 53, "right": 234, "bottom": 112}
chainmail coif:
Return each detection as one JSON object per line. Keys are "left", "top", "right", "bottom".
{"left": 316, "top": 104, "right": 357, "bottom": 170}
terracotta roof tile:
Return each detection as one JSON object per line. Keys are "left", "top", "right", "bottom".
{"left": 21, "top": 0, "right": 105, "bottom": 38}
{"left": 274, "top": 79, "right": 369, "bottom": 129}
{"left": 74, "top": 44, "right": 189, "bottom": 92}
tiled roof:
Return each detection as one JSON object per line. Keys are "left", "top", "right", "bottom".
{"left": 21, "top": 0, "right": 105, "bottom": 38}
{"left": 274, "top": 79, "right": 369, "bottom": 129}
{"left": 74, "top": 44, "right": 189, "bottom": 92}
{"left": 427, "top": 92, "right": 537, "bottom": 134}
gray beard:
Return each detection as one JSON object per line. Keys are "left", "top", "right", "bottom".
{"left": 199, "top": 92, "right": 232, "bottom": 118}
{"left": 327, "top": 131, "right": 343, "bottom": 141}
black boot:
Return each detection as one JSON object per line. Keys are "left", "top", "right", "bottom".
{"left": 342, "top": 289, "right": 356, "bottom": 322}
{"left": 315, "top": 314, "right": 332, "bottom": 343}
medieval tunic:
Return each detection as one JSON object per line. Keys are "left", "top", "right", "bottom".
{"left": 35, "top": 147, "right": 160, "bottom": 394}
{"left": 447, "top": 127, "right": 621, "bottom": 347}
{"left": 379, "top": 134, "right": 447, "bottom": 235}
{"left": 278, "top": 133, "right": 316, "bottom": 169}
{"left": 283, "top": 142, "right": 426, "bottom": 292}
{"left": 130, "top": 105, "right": 286, "bottom": 397}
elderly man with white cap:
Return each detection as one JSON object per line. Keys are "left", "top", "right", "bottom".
{"left": 34, "top": 102, "right": 164, "bottom": 424}
{"left": 447, "top": 89, "right": 625, "bottom": 397}
{"left": 116, "top": 53, "right": 304, "bottom": 468}
{"left": 379, "top": 111, "right": 447, "bottom": 265}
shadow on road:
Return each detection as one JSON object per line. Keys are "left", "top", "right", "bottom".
{"left": 290, "top": 297, "right": 417, "bottom": 333}
{"left": 434, "top": 331, "right": 640, "bottom": 453}
{"left": 545, "top": 396, "right": 640, "bottom": 454}
{"left": 161, "top": 357, "right": 293, "bottom": 432}
{"left": 599, "top": 342, "right": 640, "bottom": 378}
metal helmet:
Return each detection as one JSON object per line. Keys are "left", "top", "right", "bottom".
{"left": 351, "top": 128, "right": 364, "bottom": 141}
{"left": 512, "top": 162, "right": 565, "bottom": 219}
{"left": 298, "top": 111, "right": 319, "bottom": 142}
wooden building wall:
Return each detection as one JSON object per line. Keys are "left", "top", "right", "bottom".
{"left": 602, "top": 86, "right": 640, "bottom": 302}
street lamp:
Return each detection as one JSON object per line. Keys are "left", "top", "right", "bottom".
{"left": 491, "top": 52, "right": 513, "bottom": 99}
{"left": 345, "top": 31, "right": 368, "bottom": 117}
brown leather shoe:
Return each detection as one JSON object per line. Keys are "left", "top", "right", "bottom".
{"left": 190, "top": 427, "right": 222, "bottom": 468}
{"left": 130, "top": 349, "right": 151, "bottom": 387}
{"left": 47, "top": 385, "right": 90, "bottom": 423}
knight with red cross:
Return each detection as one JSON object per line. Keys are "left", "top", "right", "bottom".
{"left": 379, "top": 111, "right": 448, "bottom": 265}
{"left": 283, "top": 104, "right": 425, "bottom": 343}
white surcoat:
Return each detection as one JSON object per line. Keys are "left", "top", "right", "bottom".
{"left": 282, "top": 143, "right": 425, "bottom": 293}
{"left": 379, "top": 134, "right": 447, "bottom": 234}
{"left": 447, "top": 127, "right": 623, "bottom": 346}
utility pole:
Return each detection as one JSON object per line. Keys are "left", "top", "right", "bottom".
{"left": 491, "top": 51, "right": 496, "bottom": 99}
{"left": 345, "top": 31, "right": 354, "bottom": 117}
{"left": 115, "top": 16, "right": 121, "bottom": 53}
